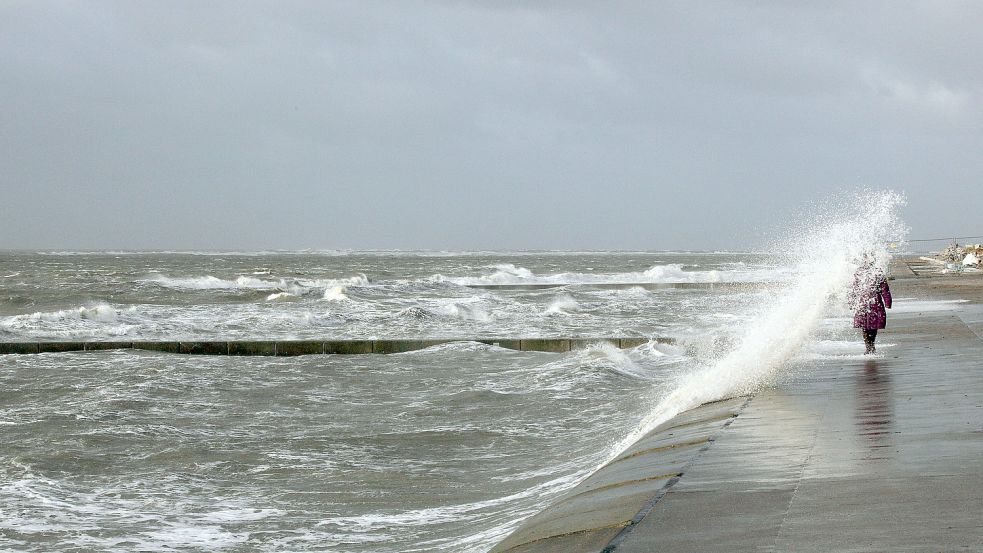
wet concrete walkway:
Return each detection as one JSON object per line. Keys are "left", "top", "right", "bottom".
{"left": 492, "top": 273, "right": 983, "bottom": 552}
{"left": 611, "top": 310, "right": 983, "bottom": 553}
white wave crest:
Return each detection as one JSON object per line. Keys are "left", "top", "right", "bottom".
{"left": 265, "top": 292, "right": 299, "bottom": 302}
{"left": 322, "top": 286, "right": 349, "bottom": 301}
{"left": 544, "top": 294, "right": 582, "bottom": 315}
{"left": 143, "top": 274, "right": 368, "bottom": 296}
{"left": 642, "top": 263, "right": 721, "bottom": 282}
{"left": 400, "top": 341, "right": 514, "bottom": 354}
{"left": 0, "top": 304, "right": 137, "bottom": 339}
{"left": 434, "top": 303, "right": 492, "bottom": 322}
{"left": 2, "top": 304, "right": 119, "bottom": 324}
{"left": 446, "top": 263, "right": 785, "bottom": 286}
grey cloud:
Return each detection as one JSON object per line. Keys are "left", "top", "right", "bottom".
{"left": 1, "top": 1, "right": 981, "bottom": 249}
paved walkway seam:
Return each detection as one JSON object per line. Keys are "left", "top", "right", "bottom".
{"left": 555, "top": 473, "right": 684, "bottom": 506}
{"left": 600, "top": 395, "right": 755, "bottom": 553}
{"left": 495, "top": 521, "right": 632, "bottom": 551}
{"left": 957, "top": 315, "right": 983, "bottom": 343}
{"left": 605, "top": 438, "right": 711, "bottom": 467}
{"left": 771, "top": 367, "right": 840, "bottom": 550}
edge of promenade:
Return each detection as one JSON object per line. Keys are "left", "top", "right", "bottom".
{"left": 488, "top": 258, "right": 983, "bottom": 552}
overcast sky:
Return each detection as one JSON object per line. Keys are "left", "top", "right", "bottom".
{"left": 1, "top": 1, "right": 981, "bottom": 250}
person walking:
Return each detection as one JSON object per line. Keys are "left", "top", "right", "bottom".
{"left": 850, "top": 255, "right": 892, "bottom": 354}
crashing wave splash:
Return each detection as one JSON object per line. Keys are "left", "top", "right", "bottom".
{"left": 603, "top": 190, "right": 908, "bottom": 464}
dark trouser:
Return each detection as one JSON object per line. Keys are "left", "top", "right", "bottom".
{"left": 862, "top": 329, "right": 878, "bottom": 353}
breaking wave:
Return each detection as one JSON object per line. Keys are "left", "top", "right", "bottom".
{"left": 322, "top": 286, "right": 349, "bottom": 302}
{"left": 0, "top": 304, "right": 136, "bottom": 338}
{"left": 265, "top": 292, "right": 300, "bottom": 302}
{"left": 544, "top": 294, "right": 582, "bottom": 315}
{"left": 444, "top": 262, "right": 787, "bottom": 286}
{"left": 143, "top": 274, "right": 368, "bottom": 296}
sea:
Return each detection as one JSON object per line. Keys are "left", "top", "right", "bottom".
{"left": 0, "top": 192, "right": 911, "bottom": 553}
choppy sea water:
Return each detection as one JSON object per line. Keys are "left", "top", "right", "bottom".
{"left": 0, "top": 251, "right": 786, "bottom": 552}
{"left": 0, "top": 244, "right": 909, "bottom": 552}
{"left": 0, "top": 251, "right": 784, "bottom": 341}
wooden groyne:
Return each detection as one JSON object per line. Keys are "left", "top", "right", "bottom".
{"left": 463, "top": 282, "right": 770, "bottom": 290}
{"left": 0, "top": 337, "right": 672, "bottom": 356}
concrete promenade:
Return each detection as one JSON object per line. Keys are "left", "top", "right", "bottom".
{"left": 491, "top": 264, "right": 983, "bottom": 552}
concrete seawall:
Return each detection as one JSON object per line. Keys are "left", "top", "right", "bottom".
{"left": 489, "top": 262, "right": 983, "bottom": 552}
{"left": 489, "top": 396, "right": 752, "bottom": 553}
{"left": 0, "top": 337, "right": 671, "bottom": 356}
